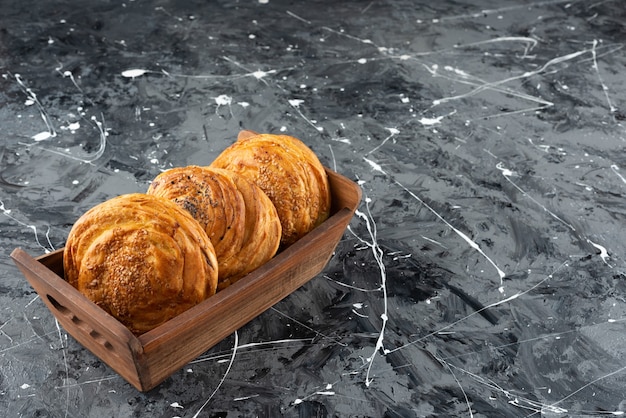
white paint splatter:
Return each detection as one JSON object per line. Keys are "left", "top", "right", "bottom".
{"left": 15, "top": 74, "right": 57, "bottom": 139}
{"left": 170, "top": 402, "right": 184, "bottom": 409}
{"left": 611, "top": 164, "right": 626, "bottom": 184}
{"left": 252, "top": 70, "right": 267, "bottom": 79}
{"left": 389, "top": 261, "right": 568, "bottom": 356}
{"left": 418, "top": 115, "right": 444, "bottom": 126}
{"left": 587, "top": 239, "right": 611, "bottom": 266}
{"left": 60, "top": 70, "right": 83, "bottom": 92}
{"left": 121, "top": 69, "right": 149, "bottom": 78}
{"left": 32, "top": 131, "right": 53, "bottom": 141}
{"left": 332, "top": 137, "right": 351, "bottom": 144}
{"left": 367, "top": 157, "right": 507, "bottom": 285}
{"left": 214, "top": 95, "right": 234, "bottom": 117}
{"left": 215, "top": 95, "right": 232, "bottom": 106}
{"left": 351, "top": 193, "right": 389, "bottom": 387}
{"left": 191, "top": 331, "right": 238, "bottom": 417}
{"left": 367, "top": 128, "right": 399, "bottom": 155}
{"left": 364, "top": 157, "right": 384, "bottom": 173}
{"left": 428, "top": 45, "right": 611, "bottom": 116}
{"left": 444, "top": 65, "right": 471, "bottom": 78}
{"left": 288, "top": 99, "right": 323, "bottom": 131}
{"left": 495, "top": 162, "right": 515, "bottom": 177}
{"left": 496, "top": 161, "right": 576, "bottom": 233}
{"left": 60, "top": 121, "right": 80, "bottom": 133}
{"left": 590, "top": 39, "right": 617, "bottom": 113}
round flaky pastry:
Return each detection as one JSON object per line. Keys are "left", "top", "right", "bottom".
{"left": 210, "top": 131, "right": 331, "bottom": 247}
{"left": 148, "top": 166, "right": 246, "bottom": 263}
{"left": 147, "top": 165, "right": 281, "bottom": 288}
{"left": 63, "top": 193, "right": 218, "bottom": 335}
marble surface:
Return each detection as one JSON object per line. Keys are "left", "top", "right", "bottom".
{"left": 2, "top": 0, "right": 626, "bottom": 416}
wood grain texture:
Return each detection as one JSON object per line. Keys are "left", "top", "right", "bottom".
{"left": 10, "top": 168, "right": 361, "bottom": 391}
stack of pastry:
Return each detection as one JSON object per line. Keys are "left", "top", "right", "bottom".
{"left": 63, "top": 131, "right": 331, "bottom": 335}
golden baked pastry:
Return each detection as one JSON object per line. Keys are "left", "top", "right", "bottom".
{"left": 148, "top": 166, "right": 246, "bottom": 264}
{"left": 147, "top": 165, "right": 281, "bottom": 288}
{"left": 210, "top": 131, "right": 331, "bottom": 247}
{"left": 63, "top": 193, "right": 218, "bottom": 335}
{"left": 215, "top": 168, "right": 282, "bottom": 289}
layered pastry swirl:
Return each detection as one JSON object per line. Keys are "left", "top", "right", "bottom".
{"left": 63, "top": 193, "right": 218, "bottom": 335}
{"left": 211, "top": 130, "right": 331, "bottom": 247}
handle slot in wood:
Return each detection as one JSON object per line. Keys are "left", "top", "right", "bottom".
{"left": 47, "top": 294, "right": 114, "bottom": 352}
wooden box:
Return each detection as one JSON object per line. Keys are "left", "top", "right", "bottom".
{"left": 11, "top": 168, "right": 361, "bottom": 392}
